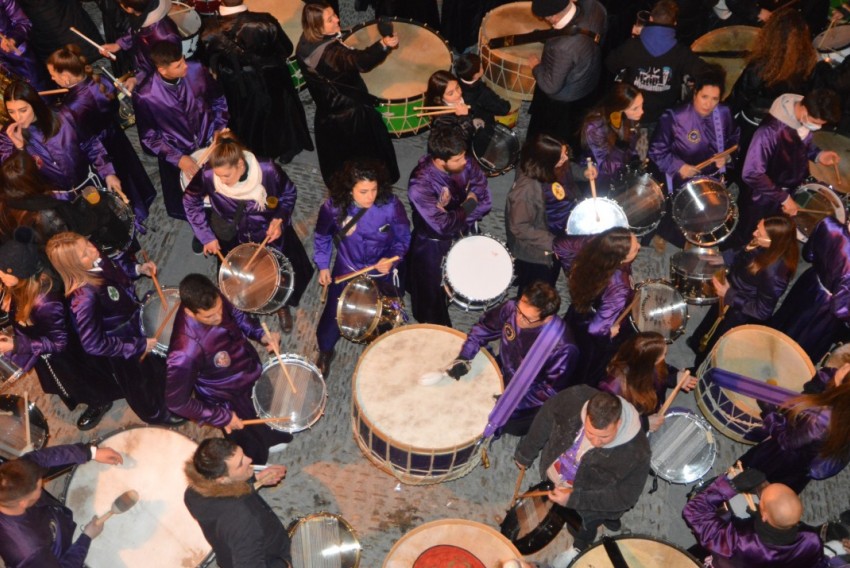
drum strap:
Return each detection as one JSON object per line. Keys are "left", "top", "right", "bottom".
{"left": 711, "top": 109, "right": 726, "bottom": 175}
{"left": 704, "top": 368, "right": 797, "bottom": 406}
{"left": 486, "top": 25, "right": 601, "bottom": 49}
{"left": 333, "top": 207, "right": 369, "bottom": 246}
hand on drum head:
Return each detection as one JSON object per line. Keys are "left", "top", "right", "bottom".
{"left": 678, "top": 164, "right": 700, "bottom": 180}
{"left": 818, "top": 151, "right": 841, "bottom": 167}
{"left": 547, "top": 486, "right": 572, "bottom": 506}
{"left": 224, "top": 411, "right": 244, "bottom": 433}
{"left": 178, "top": 155, "right": 200, "bottom": 179}
{"left": 94, "top": 447, "right": 124, "bottom": 466}
{"left": 255, "top": 464, "right": 287, "bottom": 487}
{"left": 381, "top": 33, "right": 399, "bottom": 49}
{"left": 261, "top": 331, "right": 281, "bottom": 354}
{"left": 202, "top": 239, "right": 221, "bottom": 256}
{"left": 729, "top": 467, "right": 766, "bottom": 493}
{"left": 781, "top": 196, "right": 800, "bottom": 217}
{"left": 83, "top": 515, "right": 106, "bottom": 539}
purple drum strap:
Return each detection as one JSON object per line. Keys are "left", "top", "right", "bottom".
{"left": 704, "top": 368, "right": 798, "bottom": 405}
{"left": 711, "top": 108, "right": 726, "bottom": 175}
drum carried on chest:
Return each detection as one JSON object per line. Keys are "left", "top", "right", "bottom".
{"left": 352, "top": 325, "right": 503, "bottom": 485}
{"left": 0, "top": 394, "right": 48, "bottom": 461}
{"left": 673, "top": 177, "right": 739, "bottom": 246}
{"left": 815, "top": 25, "right": 850, "bottom": 64}
{"left": 386, "top": 519, "right": 522, "bottom": 567}
{"left": 649, "top": 408, "right": 717, "bottom": 484}
{"left": 696, "top": 325, "right": 814, "bottom": 443}
{"left": 631, "top": 280, "right": 689, "bottom": 342}
{"left": 572, "top": 535, "right": 701, "bottom": 567}
{"left": 500, "top": 480, "right": 571, "bottom": 554}
{"left": 289, "top": 512, "right": 361, "bottom": 568}
{"left": 253, "top": 354, "right": 327, "bottom": 431}
{"left": 344, "top": 19, "right": 452, "bottom": 136}
{"left": 670, "top": 247, "right": 726, "bottom": 305}
{"left": 566, "top": 197, "right": 630, "bottom": 235}
{"left": 472, "top": 122, "right": 520, "bottom": 176}
{"left": 610, "top": 169, "right": 667, "bottom": 235}
{"left": 219, "top": 243, "right": 295, "bottom": 314}
{"left": 243, "top": 0, "right": 307, "bottom": 90}
{"left": 337, "top": 275, "right": 405, "bottom": 344}
{"left": 169, "top": 2, "right": 203, "bottom": 59}
{"left": 442, "top": 234, "right": 514, "bottom": 311}
{"left": 792, "top": 182, "right": 846, "bottom": 242}
{"left": 63, "top": 427, "right": 212, "bottom": 567}
{"left": 140, "top": 287, "right": 180, "bottom": 357}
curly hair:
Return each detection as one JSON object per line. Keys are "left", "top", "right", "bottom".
{"left": 328, "top": 160, "right": 393, "bottom": 222}
{"left": 606, "top": 332, "right": 668, "bottom": 414}
{"left": 746, "top": 7, "right": 816, "bottom": 89}
{"left": 568, "top": 227, "right": 634, "bottom": 313}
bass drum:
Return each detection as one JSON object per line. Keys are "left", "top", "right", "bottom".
{"left": 499, "top": 480, "right": 578, "bottom": 554}
{"left": 792, "top": 182, "right": 846, "bottom": 242}
{"left": 572, "top": 535, "right": 701, "bottom": 567}
{"left": 386, "top": 519, "right": 522, "bottom": 567}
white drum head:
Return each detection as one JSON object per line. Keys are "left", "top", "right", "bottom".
{"left": 444, "top": 235, "right": 513, "bottom": 303}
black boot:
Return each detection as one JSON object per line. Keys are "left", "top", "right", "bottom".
{"left": 316, "top": 350, "right": 334, "bottom": 378}
{"left": 278, "top": 306, "right": 294, "bottom": 334}
{"left": 76, "top": 402, "right": 113, "bottom": 431}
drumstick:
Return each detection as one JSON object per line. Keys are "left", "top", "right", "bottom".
{"left": 818, "top": 17, "right": 837, "bottom": 49}
{"left": 735, "top": 460, "right": 758, "bottom": 511}
{"left": 38, "top": 88, "right": 70, "bottom": 96}
{"left": 260, "top": 322, "right": 297, "bottom": 395}
{"left": 418, "top": 105, "right": 457, "bottom": 110}
{"left": 22, "top": 391, "right": 31, "bottom": 454}
{"left": 658, "top": 370, "right": 691, "bottom": 416}
{"left": 0, "top": 33, "right": 23, "bottom": 56}
{"left": 834, "top": 163, "right": 843, "bottom": 188}
{"left": 519, "top": 489, "right": 553, "bottom": 499}
{"left": 612, "top": 293, "right": 640, "bottom": 330}
{"left": 141, "top": 250, "right": 168, "bottom": 311}
{"left": 140, "top": 301, "right": 179, "bottom": 362}
{"left": 241, "top": 416, "right": 293, "bottom": 426}
{"left": 70, "top": 27, "right": 117, "bottom": 61}
{"left": 243, "top": 236, "right": 271, "bottom": 271}
{"left": 795, "top": 207, "right": 832, "bottom": 214}
{"left": 320, "top": 283, "right": 329, "bottom": 304}
{"left": 586, "top": 158, "right": 600, "bottom": 223}
{"left": 694, "top": 145, "right": 739, "bottom": 171}
{"left": 334, "top": 256, "right": 400, "bottom": 284}
{"left": 194, "top": 128, "right": 230, "bottom": 168}
{"left": 215, "top": 250, "right": 234, "bottom": 273}
{"left": 510, "top": 465, "right": 526, "bottom": 508}
{"left": 416, "top": 109, "right": 459, "bottom": 117}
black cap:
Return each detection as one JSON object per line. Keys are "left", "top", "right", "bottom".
{"left": 0, "top": 228, "right": 41, "bottom": 280}
{"left": 532, "top": 0, "right": 570, "bottom": 17}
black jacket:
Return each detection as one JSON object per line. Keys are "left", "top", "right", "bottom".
{"left": 461, "top": 80, "right": 512, "bottom": 125}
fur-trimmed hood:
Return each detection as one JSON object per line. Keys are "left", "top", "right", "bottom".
{"left": 184, "top": 459, "right": 253, "bottom": 499}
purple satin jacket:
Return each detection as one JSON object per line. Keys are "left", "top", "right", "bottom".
{"left": 408, "top": 155, "right": 491, "bottom": 240}
{"left": 68, "top": 255, "right": 146, "bottom": 360}
{"left": 184, "top": 159, "right": 296, "bottom": 248}
{"left": 0, "top": 111, "right": 115, "bottom": 192}
{"left": 165, "top": 295, "right": 264, "bottom": 428}
{"left": 584, "top": 118, "right": 639, "bottom": 190}
{"left": 116, "top": 16, "right": 181, "bottom": 82}
{"left": 683, "top": 475, "right": 827, "bottom": 568}
{"left": 135, "top": 61, "right": 229, "bottom": 166}
{"left": 458, "top": 300, "right": 578, "bottom": 411}
{"left": 8, "top": 289, "right": 68, "bottom": 372}
{"left": 649, "top": 102, "right": 739, "bottom": 190}
{"left": 0, "top": 444, "right": 92, "bottom": 568}
{"left": 313, "top": 196, "right": 411, "bottom": 276}
{"left": 60, "top": 77, "right": 119, "bottom": 144}
{"left": 743, "top": 114, "right": 820, "bottom": 211}
{"left": 553, "top": 234, "right": 635, "bottom": 336}
{"left": 0, "top": 0, "right": 41, "bottom": 86}
{"left": 804, "top": 217, "right": 850, "bottom": 320}
{"left": 724, "top": 247, "right": 794, "bottom": 321}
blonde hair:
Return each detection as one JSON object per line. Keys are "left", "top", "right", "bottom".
{"left": 45, "top": 232, "right": 102, "bottom": 295}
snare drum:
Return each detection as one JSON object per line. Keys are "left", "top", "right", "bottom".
{"left": 691, "top": 26, "right": 759, "bottom": 97}
{"left": 815, "top": 25, "right": 850, "bottom": 64}
{"left": 219, "top": 243, "right": 295, "bottom": 314}
{"left": 344, "top": 19, "right": 452, "bottom": 136}
{"left": 337, "top": 275, "right": 405, "bottom": 343}
{"left": 352, "top": 324, "right": 504, "bottom": 484}
{"left": 169, "top": 2, "right": 203, "bottom": 59}
{"left": 566, "top": 197, "right": 630, "bottom": 235}
{"left": 386, "top": 519, "right": 522, "bottom": 567}
{"left": 673, "top": 177, "right": 739, "bottom": 246}
{"left": 670, "top": 247, "right": 726, "bottom": 305}
{"left": 80, "top": 189, "right": 136, "bottom": 257}
{"left": 793, "top": 182, "right": 846, "bottom": 242}
{"left": 63, "top": 427, "right": 211, "bottom": 567}
{"left": 0, "top": 394, "right": 48, "bottom": 461}
{"left": 442, "top": 234, "right": 514, "bottom": 311}
{"left": 479, "top": 2, "right": 548, "bottom": 101}
{"left": 572, "top": 535, "right": 701, "bottom": 567}
{"left": 253, "top": 354, "right": 327, "bottom": 431}
{"left": 631, "top": 280, "right": 688, "bottom": 342}
{"left": 290, "top": 513, "right": 360, "bottom": 568}
{"left": 610, "top": 170, "right": 666, "bottom": 235}
{"left": 243, "top": 0, "right": 306, "bottom": 90}
{"left": 472, "top": 122, "right": 520, "bottom": 176}
{"left": 648, "top": 408, "right": 717, "bottom": 484}
{"left": 696, "top": 325, "right": 814, "bottom": 443}
{"left": 140, "top": 287, "right": 180, "bottom": 357}
{"left": 500, "top": 480, "right": 567, "bottom": 554}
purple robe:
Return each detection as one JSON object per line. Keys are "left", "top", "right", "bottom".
{"left": 544, "top": 167, "right": 579, "bottom": 235}
{"left": 61, "top": 77, "right": 156, "bottom": 221}
{"left": 0, "top": 444, "right": 93, "bottom": 568}
{"left": 0, "top": 0, "right": 43, "bottom": 88}
{"left": 313, "top": 196, "right": 411, "bottom": 352}
{"left": 0, "top": 111, "right": 115, "bottom": 193}
{"left": 649, "top": 102, "right": 740, "bottom": 191}
{"left": 406, "top": 155, "right": 492, "bottom": 325}
{"left": 115, "top": 15, "right": 181, "bottom": 83}
{"left": 458, "top": 300, "right": 578, "bottom": 417}
{"left": 134, "top": 61, "right": 229, "bottom": 219}
{"left": 683, "top": 475, "right": 828, "bottom": 568}
{"left": 583, "top": 117, "right": 639, "bottom": 191}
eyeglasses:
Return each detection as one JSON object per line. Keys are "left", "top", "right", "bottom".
{"left": 517, "top": 307, "right": 542, "bottom": 325}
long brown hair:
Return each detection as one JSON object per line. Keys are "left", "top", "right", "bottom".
{"left": 0, "top": 151, "right": 58, "bottom": 239}
{"left": 581, "top": 83, "right": 641, "bottom": 150}
{"left": 3, "top": 81, "right": 60, "bottom": 138}
{"left": 606, "top": 332, "right": 668, "bottom": 414}
{"left": 46, "top": 44, "right": 112, "bottom": 99}
{"left": 746, "top": 7, "right": 816, "bottom": 89}
{"left": 569, "top": 228, "right": 634, "bottom": 313}
{"left": 301, "top": 1, "right": 332, "bottom": 43}
{"left": 748, "top": 215, "right": 798, "bottom": 277}
{"left": 785, "top": 380, "right": 850, "bottom": 460}
{"left": 9, "top": 272, "right": 53, "bottom": 324}
{"left": 45, "top": 232, "right": 102, "bottom": 295}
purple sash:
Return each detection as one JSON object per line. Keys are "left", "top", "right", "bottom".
{"left": 704, "top": 368, "right": 798, "bottom": 405}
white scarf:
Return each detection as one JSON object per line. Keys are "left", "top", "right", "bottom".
{"left": 213, "top": 151, "right": 267, "bottom": 210}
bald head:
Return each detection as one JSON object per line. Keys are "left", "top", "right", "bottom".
{"left": 760, "top": 483, "right": 803, "bottom": 529}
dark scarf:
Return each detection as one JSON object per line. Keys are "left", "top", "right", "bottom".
{"left": 755, "top": 515, "right": 801, "bottom": 546}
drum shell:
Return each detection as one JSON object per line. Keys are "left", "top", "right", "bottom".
{"left": 648, "top": 408, "right": 717, "bottom": 484}
{"left": 219, "top": 244, "right": 295, "bottom": 314}
{"left": 336, "top": 276, "right": 405, "bottom": 344}
{"left": 670, "top": 247, "right": 726, "bottom": 305}
{"left": 252, "top": 354, "right": 327, "bottom": 432}
{"left": 140, "top": 287, "right": 181, "bottom": 357}
{"left": 472, "top": 122, "right": 520, "bottom": 176}
{"left": 672, "top": 177, "right": 739, "bottom": 246}
{"left": 500, "top": 480, "right": 566, "bottom": 554}
{"left": 169, "top": 2, "right": 203, "bottom": 59}
{"left": 289, "top": 513, "right": 361, "bottom": 568}
{"left": 630, "top": 280, "right": 689, "bottom": 342}
{"left": 442, "top": 234, "right": 515, "bottom": 311}
{"left": 814, "top": 25, "right": 850, "bottom": 64}
{"left": 0, "top": 394, "right": 49, "bottom": 461}
{"left": 572, "top": 535, "right": 701, "bottom": 567}
{"left": 566, "top": 197, "right": 630, "bottom": 235}
{"left": 792, "top": 182, "right": 846, "bottom": 242}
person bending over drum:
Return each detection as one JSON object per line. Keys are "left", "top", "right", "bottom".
{"left": 453, "top": 53, "right": 512, "bottom": 128}
{"left": 0, "top": 80, "right": 123, "bottom": 198}
{"left": 0, "top": 443, "right": 123, "bottom": 567}
{"left": 688, "top": 215, "right": 798, "bottom": 368}
{"left": 313, "top": 160, "right": 411, "bottom": 378}
{"left": 183, "top": 133, "right": 313, "bottom": 333}
{"left": 184, "top": 438, "right": 291, "bottom": 568}
{"left": 553, "top": 227, "right": 640, "bottom": 387}
{"left": 425, "top": 281, "right": 578, "bottom": 437}
{"left": 407, "top": 126, "right": 491, "bottom": 326}
{"left": 599, "top": 331, "right": 696, "bottom": 432}
{"left": 506, "top": 134, "right": 595, "bottom": 297}
{"left": 0, "top": 233, "right": 122, "bottom": 431}
{"left": 424, "top": 70, "right": 479, "bottom": 143}
{"left": 46, "top": 232, "right": 181, "bottom": 426}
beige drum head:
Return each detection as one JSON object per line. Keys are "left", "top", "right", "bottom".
{"left": 479, "top": 1, "right": 548, "bottom": 101}
{"left": 691, "top": 26, "right": 759, "bottom": 98}
{"left": 63, "top": 427, "right": 210, "bottom": 567}
{"left": 572, "top": 535, "right": 701, "bottom": 567}
{"left": 180, "top": 147, "right": 207, "bottom": 190}
{"left": 344, "top": 21, "right": 452, "bottom": 101}
{"left": 243, "top": 0, "right": 303, "bottom": 42}
{"left": 383, "top": 519, "right": 522, "bottom": 567}
{"left": 810, "top": 131, "right": 850, "bottom": 192}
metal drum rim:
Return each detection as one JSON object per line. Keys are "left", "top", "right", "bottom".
{"left": 648, "top": 408, "right": 717, "bottom": 483}
{"left": 253, "top": 354, "right": 328, "bottom": 432}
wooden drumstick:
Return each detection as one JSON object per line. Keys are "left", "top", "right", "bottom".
{"left": 38, "top": 88, "right": 70, "bottom": 96}
{"left": 658, "top": 370, "right": 691, "bottom": 416}
{"left": 416, "top": 109, "right": 459, "bottom": 117}
{"left": 320, "top": 283, "right": 329, "bottom": 304}
{"left": 834, "top": 163, "right": 843, "bottom": 188}
{"left": 140, "top": 301, "right": 179, "bottom": 362}
{"left": 22, "top": 391, "right": 31, "bottom": 454}
{"left": 611, "top": 293, "right": 640, "bottom": 331}
{"left": 731, "top": 460, "right": 758, "bottom": 511}
{"left": 418, "top": 105, "right": 456, "bottom": 110}
{"left": 694, "top": 145, "right": 739, "bottom": 171}
{"left": 795, "top": 207, "right": 831, "bottom": 214}
{"left": 195, "top": 128, "right": 231, "bottom": 168}
{"left": 70, "top": 27, "right": 117, "bottom": 61}
{"left": 141, "top": 250, "right": 168, "bottom": 311}
{"left": 510, "top": 465, "right": 526, "bottom": 508}
{"left": 334, "top": 256, "right": 400, "bottom": 284}
{"left": 586, "top": 157, "right": 600, "bottom": 223}
{"left": 241, "top": 416, "right": 293, "bottom": 426}
{"left": 260, "top": 322, "right": 297, "bottom": 394}
{"left": 215, "top": 250, "right": 234, "bottom": 272}
{"left": 519, "top": 489, "right": 553, "bottom": 499}
{"left": 243, "top": 236, "right": 271, "bottom": 271}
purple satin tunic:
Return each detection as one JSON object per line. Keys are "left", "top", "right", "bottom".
{"left": 8, "top": 289, "right": 68, "bottom": 372}
{"left": 584, "top": 117, "right": 639, "bottom": 191}
{"left": 0, "top": 0, "right": 42, "bottom": 87}
{"left": 116, "top": 16, "right": 181, "bottom": 83}
{"left": 724, "top": 247, "right": 793, "bottom": 321}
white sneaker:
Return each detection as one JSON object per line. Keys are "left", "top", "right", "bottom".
{"left": 268, "top": 442, "right": 289, "bottom": 454}
{"left": 418, "top": 371, "right": 449, "bottom": 386}
{"left": 551, "top": 547, "right": 581, "bottom": 568}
